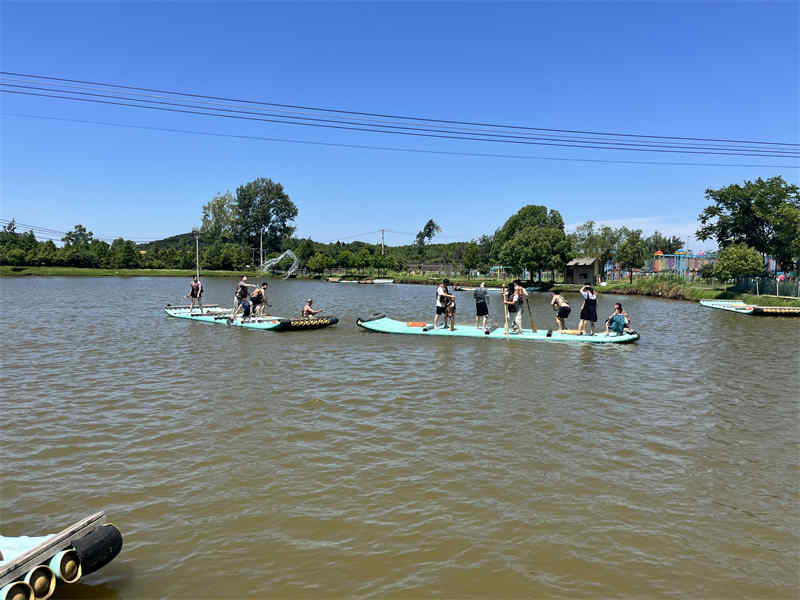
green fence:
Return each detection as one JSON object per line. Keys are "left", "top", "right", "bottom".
{"left": 734, "top": 277, "right": 800, "bottom": 297}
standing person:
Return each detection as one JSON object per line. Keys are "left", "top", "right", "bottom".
{"left": 604, "top": 302, "right": 631, "bottom": 335}
{"left": 185, "top": 275, "right": 203, "bottom": 314}
{"left": 514, "top": 280, "right": 530, "bottom": 331}
{"left": 578, "top": 285, "right": 598, "bottom": 335}
{"left": 443, "top": 279, "right": 457, "bottom": 331}
{"left": 550, "top": 290, "right": 571, "bottom": 331}
{"left": 473, "top": 282, "right": 489, "bottom": 330}
{"left": 433, "top": 280, "right": 453, "bottom": 330}
{"left": 302, "top": 298, "right": 321, "bottom": 318}
{"left": 232, "top": 275, "right": 257, "bottom": 320}
{"left": 503, "top": 282, "right": 522, "bottom": 334}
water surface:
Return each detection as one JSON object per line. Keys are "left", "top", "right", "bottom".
{"left": 1, "top": 277, "right": 798, "bottom": 598}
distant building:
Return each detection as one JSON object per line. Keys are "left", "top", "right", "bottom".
{"left": 565, "top": 257, "right": 599, "bottom": 284}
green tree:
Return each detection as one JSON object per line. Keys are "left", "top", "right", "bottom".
{"left": 713, "top": 243, "right": 764, "bottom": 283}
{"left": 336, "top": 249, "right": 355, "bottom": 270}
{"left": 294, "top": 238, "right": 316, "bottom": 262}
{"left": 109, "top": 238, "right": 139, "bottom": 268}
{"left": 415, "top": 219, "right": 441, "bottom": 259}
{"left": 62, "top": 224, "right": 94, "bottom": 247}
{"left": 234, "top": 178, "right": 298, "bottom": 251}
{"left": 492, "top": 205, "right": 565, "bottom": 261}
{"left": 354, "top": 248, "right": 373, "bottom": 272}
{"left": 306, "top": 252, "right": 333, "bottom": 273}
{"left": 645, "top": 231, "right": 684, "bottom": 255}
{"left": 697, "top": 176, "right": 800, "bottom": 270}
{"left": 616, "top": 231, "right": 647, "bottom": 283}
{"left": 201, "top": 191, "right": 236, "bottom": 240}
{"left": 462, "top": 242, "right": 481, "bottom": 272}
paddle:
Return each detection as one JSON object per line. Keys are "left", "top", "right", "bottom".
{"left": 526, "top": 297, "right": 535, "bottom": 332}
{"left": 502, "top": 288, "right": 509, "bottom": 339}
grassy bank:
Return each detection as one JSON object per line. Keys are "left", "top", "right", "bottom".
{"left": 0, "top": 266, "right": 273, "bottom": 278}
{"left": 4, "top": 266, "right": 799, "bottom": 308}
{"left": 598, "top": 278, "right": 800, "bottom": 307}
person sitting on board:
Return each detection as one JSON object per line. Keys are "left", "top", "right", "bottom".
{"left": 232, "top": 275, "right": 257, "bottom": 320}
{"left": 250, "top": 282, "right": 270, "bottom": 317}
{"left": 473, "top": 282, "right": 489, "bottom": 330}
{"left": 503, "top": 282, "right": 522, "bottom": 334}
{"left": 550, "top": 290, "right": 571, "bottom": 331}
{"left": 443, "top": 279, "right": 457, "bottom": 331}
{"left": 578, "top": 285, "right": 598, "bottom": 335}
{"left": 302, "top": 298, "right": 321, "bottom": 318}
{"left": 185, "top": 275, "right": 203, "bottom": 314}
{"left": 604, "top": 303, "right": 632, "bottom": 335}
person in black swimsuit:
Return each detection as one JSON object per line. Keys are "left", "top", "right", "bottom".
{"left": 185, "top": 275, "right": 203, "bottom": 314}
{"left": 578, "top": 285, "right": 598, "bottom": 335}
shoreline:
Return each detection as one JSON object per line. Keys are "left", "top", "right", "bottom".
{"left": 3, "top": 266, "right": 798, "bottom": 307}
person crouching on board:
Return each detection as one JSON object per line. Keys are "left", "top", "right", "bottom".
{"left": 186, "top": 275, "right": 203, "bottom": 314}
{"left": 302, "top": 298, "right": 321, "bottom": 318}
{"left": 250, "top": 282, "right": 270, "bottom": 317}
{"left": 604, "top": 303, "right": 632, "bottom": 335}
{"left": 550, "top": 289, "right": 571, "bottom": 331}
{"left": 232, "top": 275, "right": 257, "bottom": 320}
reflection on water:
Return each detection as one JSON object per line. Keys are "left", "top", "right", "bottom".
{"left": 1, "top": 277, "right": 798, "bottom": 598}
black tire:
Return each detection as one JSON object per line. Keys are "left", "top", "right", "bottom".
{"left": 72, "top": 525, "right": 123, "bottom": 577}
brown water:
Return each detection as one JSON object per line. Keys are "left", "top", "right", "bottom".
{"left": 1, "top": 277, "right": 798, "bottom": 599}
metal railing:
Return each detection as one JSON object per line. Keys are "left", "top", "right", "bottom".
{"left": 734, "top": 277, "right": 800, "bottom": 297}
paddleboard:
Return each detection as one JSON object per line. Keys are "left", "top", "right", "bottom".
{"left": 164, "top": 306, "right": 338, "bottom": 331}
{"left": 356, "top": 315, "right": 639, "bottom": 343}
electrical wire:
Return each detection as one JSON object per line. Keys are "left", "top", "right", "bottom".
{"left": 6, "top": 112, "right": 797, "bottom": 168}
{"left": 3, "top": 70, "right": 798, "bottom": 147}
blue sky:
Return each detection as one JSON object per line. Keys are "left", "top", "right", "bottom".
{"left": 2, "top": 2, "right": 798, "bottom": 250}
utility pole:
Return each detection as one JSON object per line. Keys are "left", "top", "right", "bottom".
{"left": 193, "top": 228, "right": 200, "bottom": 278}
{"left": 381, "top": 228, "right": 385, "bottom": 255}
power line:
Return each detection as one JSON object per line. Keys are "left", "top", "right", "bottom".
{"left": 3, "top": 70, "right": 798, "bottom": 147}
{"left": 0, "top": 219, "right": 159, "bottom": 243}
{"left": 0, "top": 76, "right": 800, "bottom": 158}
{"left": 6, "top": 112, "right": 798, "bottom": 169}
{"left": 3, "top": 79, "right": 793, "bottom": 154}
{"left": 3, "top": 88, "right": 798, "bottom": 159}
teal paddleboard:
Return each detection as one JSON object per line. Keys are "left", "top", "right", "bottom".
{"left": 699, "top": 300, "right": 755, "bottom": 314}
{"left": 356, "top": 315, "right": 639, "bottom": 344}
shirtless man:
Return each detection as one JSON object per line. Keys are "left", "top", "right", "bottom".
{"left": 302, "top": 298, "right": 321, "bottom": 318}
{"left": 250, "top": 283, "right": 270, "bottom": 317}
{"left": 550, "top": 289, "right": 571, "bottom": 331}
{"left": 185, "top": 275, "right": 203, "bottom": 314}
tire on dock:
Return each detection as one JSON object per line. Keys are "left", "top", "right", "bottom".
{"left": 0, "top": 580, "right": 33, "bottom": 600}
{"left": 48, "top": 550, "right": 81, "bottom": 583}
{"left": 23, "top": 565, "right": 54, "bottom": 600}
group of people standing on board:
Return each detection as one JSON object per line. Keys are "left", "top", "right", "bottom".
{"left": 185, "top": 274, "right": 324, "bottom": 321}
{"left": 549, "top": 285, "right": 632, "bottom": 335}
{"left": 432, "top": 280, "right": 633, "bottom": 335}
{"left": 232, "top": 275, "right": 271, "bottom": 320}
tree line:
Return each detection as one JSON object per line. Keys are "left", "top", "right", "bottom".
{"left": 2, "top": 176, "right": 797, "bottom": 280}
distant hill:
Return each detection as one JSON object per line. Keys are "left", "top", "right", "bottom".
{"left": 137, "top": 232, "right": 196, "bottom": 251}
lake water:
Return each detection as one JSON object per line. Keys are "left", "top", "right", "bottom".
{"left": 1, "top": 276, "right": 798, "bottom": 599}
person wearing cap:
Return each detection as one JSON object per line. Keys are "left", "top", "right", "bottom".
{"left": 302, "top": 298, "right": 321, "bottom": 318}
